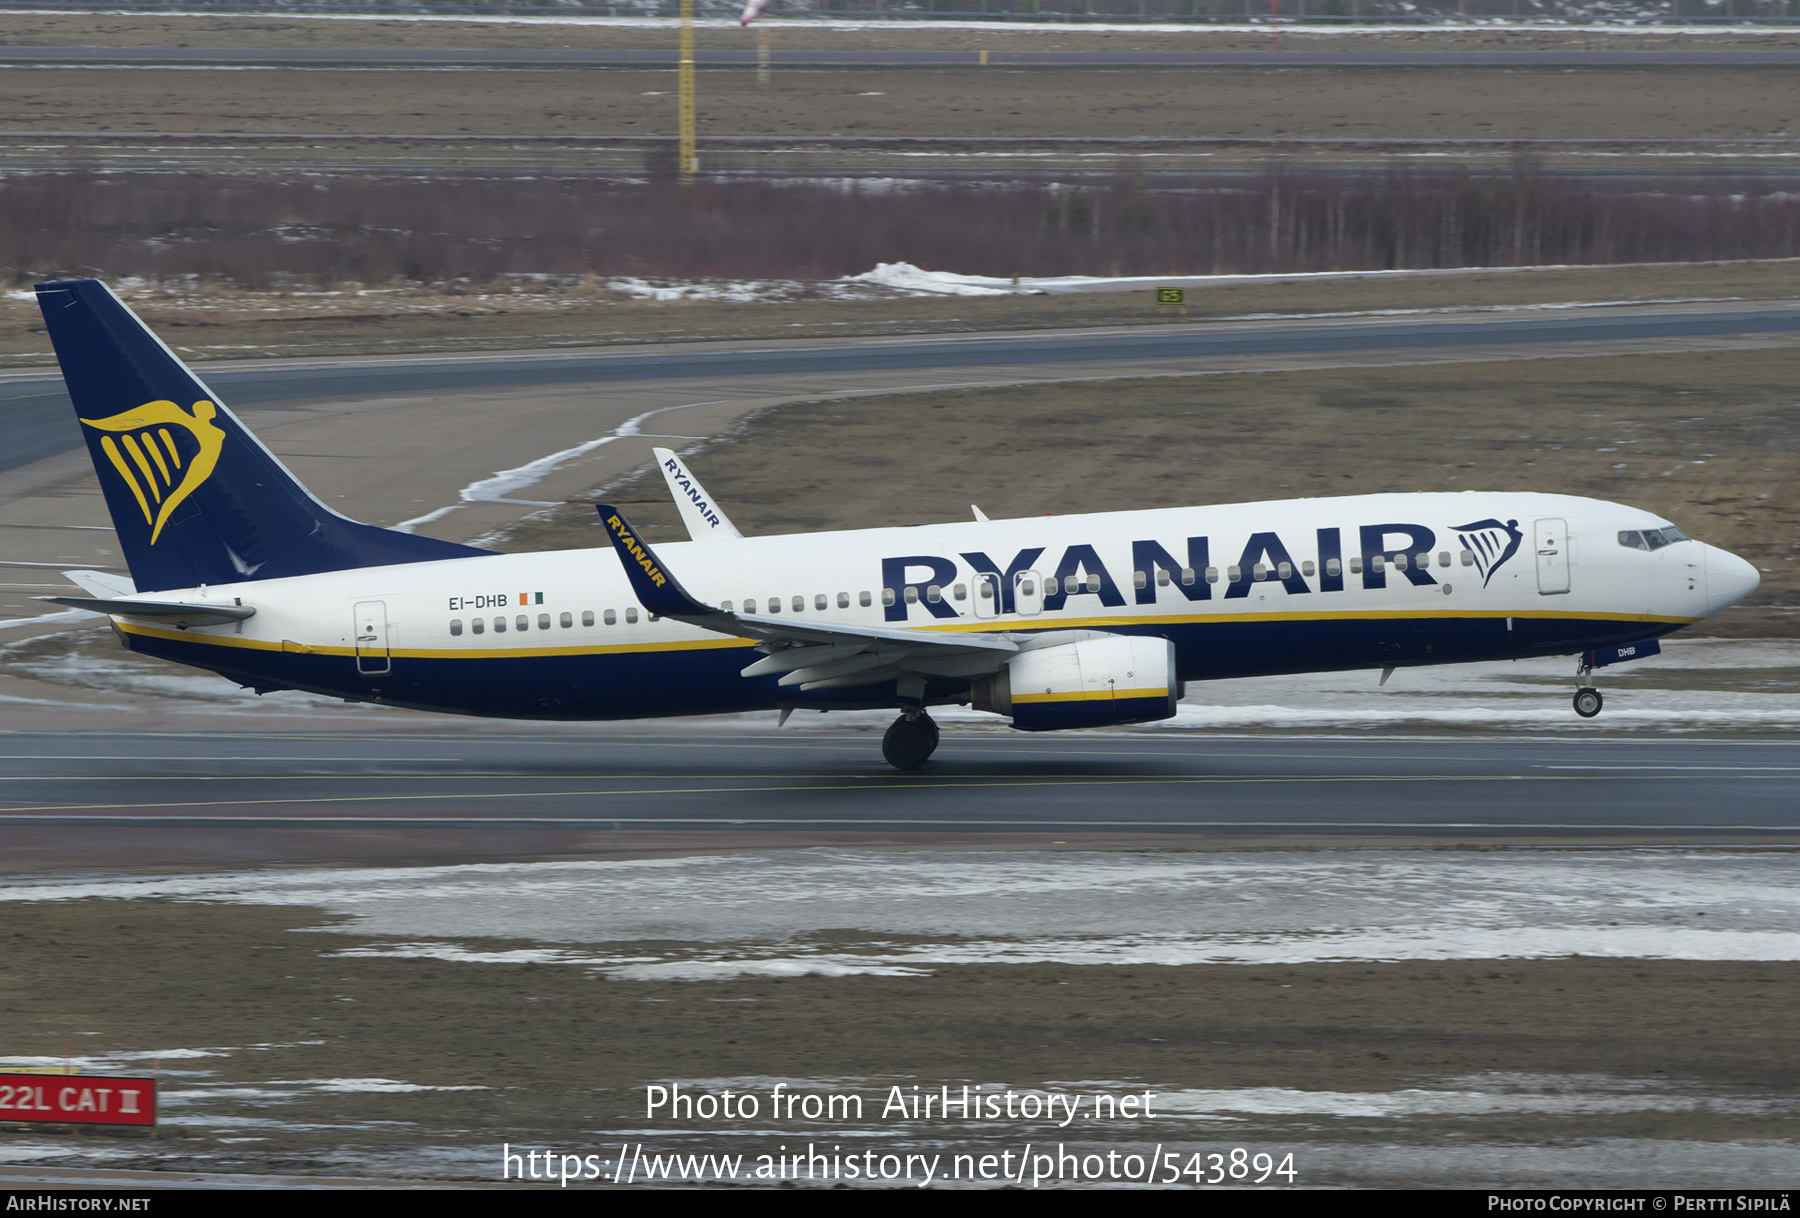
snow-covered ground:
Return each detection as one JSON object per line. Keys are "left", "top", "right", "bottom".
{"left": 5, "top": 845, "right": 1796, "bottom": 977}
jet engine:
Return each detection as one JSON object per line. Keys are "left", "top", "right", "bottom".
{"left": 971, "top": 634, "right": 1179, "bottom": 731}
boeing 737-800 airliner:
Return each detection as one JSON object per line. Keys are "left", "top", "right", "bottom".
{"left": 30, "top": 280, "right": 1761, "bottom": 768}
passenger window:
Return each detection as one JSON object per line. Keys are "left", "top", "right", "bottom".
{"left": 882, "top": 589, "right": 895, "bottom": 607}
{"left": 1019, "top": 580, "right": 1035, "bottom": 596}
{"left": 1301, "top": 560, "right": 1315, "bottom": 577}
{"left": 926, "top": 585, "right": 942, "bottom": 603}
{"left": 768, "top": 598, "right": 781, "bottom": 614}
{"left": 1253, "top": 563, "right": 1268, "bottom": 581}
{"left": 1227, "top": 565, "right": 1242, "bottom": 582}
{"left": 1085, "top": 574, "right": 1100, "bottom": 593}
{"left": 603, "top": 609, "right": 616, "bottom": 625}
{"left": 1277, "top": 562, "right": 1292, "bottom": 580}
{"left": 1460, "top": 550, "right": 1475, "bottom": 566}
{"left": 582, "top": 610, "right": 595, "bottom": 626}
{"left": 1437, "top": 551, "right": 1450, "bottom": 568}
{"left": 837, "top": 592, "right": 850, "bottom": 608}
{"left": 1063, "top": 575, "right": 1079, "bottom": 594}
{"left": 1415, "top": 552, "right": 1429, "bottom": 569}
{"left": 472, "top": 618, "right": 485, "bottom": 634}
{"left": 1133, "top": 571, "right": 1148, "bottom": 590}
{"left": 1392, "top": 554, "right": 1407, "bottom": 572}
{"left": 978, "top": 580, "right": 994, "bottom": 599}
{"left": 1204, "top": 567, "right": 1218, "bottom": 584}
{"left": 1157, "top": 569, "right": 1170, "bottom": 587}
{"left": 1370, "top": 555, "right": 1384, "bottom": 573}
{"left": 449, "top": 619, "right": 463, "bottom": 636}
{"left": 720, "top": 600, "right": 733, "bottom": 612}
{"left": 538, "top": 613, "right": 551, "bottom": 630}
{"left": 904, "top": 586, "right": 919, "bottom": 604}
{"left": 560, "top": 611, "right": 572, "bottom": 628}
{"left": 792, "top": 595, "right": 805, "bottom": 612}
{"left": 811, "top": 593, "right": 824, "bottom": 611}
{"left": 861, "top": 591, "right": 873, "bottom": 607}
{"left": 516, "top": 615, "right": 529, "bottom": 632}
{"left": 626, "top": 607, "right": 639, "bottom": 624}
{"left": 1350, "top": 557, "right": 1364, "bottom": 574}
{"left": 954, "top": 583, "right": 967, "bottom": 601}
{"left": 494, "top": 617, "right": 507, "bottom": 633}
{"left": 1326, "top": 558, "right": 1341, "bottom": 577}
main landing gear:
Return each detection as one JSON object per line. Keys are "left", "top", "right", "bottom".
{"left": 1572, "top": 654, "right": 1603, "bottom": 719}
{"left": 882, "top": 710, "right": 940, "bottom": 770}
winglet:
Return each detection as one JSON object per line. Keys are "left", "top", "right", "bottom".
{"left": 596, "top": 504, "right": 721, "bottom": 621}
{"left": 652, "top": 447, "right": 743, "bottom": 541}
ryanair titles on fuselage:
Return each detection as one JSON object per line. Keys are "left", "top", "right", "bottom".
{"left": 879, "top": 517, "right": 1524, "bottom": 621}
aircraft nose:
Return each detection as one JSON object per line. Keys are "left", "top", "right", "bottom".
{"left": 1704, "top": 544, "right": 1760, "bottom": 616}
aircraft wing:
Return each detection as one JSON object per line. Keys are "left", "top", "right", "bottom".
{"left": 35, "top": 595, "right": 255, "bottom": 628}
{"left": 596, "top": 504, "right": 1015, "bottom": 690}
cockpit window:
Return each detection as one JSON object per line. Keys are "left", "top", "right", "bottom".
{"left": 1619, "top": 527, "right": 1690, "bottom": 552}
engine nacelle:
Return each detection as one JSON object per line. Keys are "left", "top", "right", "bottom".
{"left": 972, "top": 634, "right": 1178, "bottom": 731}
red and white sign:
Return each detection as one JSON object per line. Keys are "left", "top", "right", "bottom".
{"left": 0, "top": 1073, "right": 156, "bottom": 1126}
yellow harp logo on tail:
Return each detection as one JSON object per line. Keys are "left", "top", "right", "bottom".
{"left": 80, "top": 400, "right": 226, "bottom": 544}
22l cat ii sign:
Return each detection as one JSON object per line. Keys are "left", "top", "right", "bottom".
{"left": 0, "top": 1073, "right": 155, "bottom": 1126}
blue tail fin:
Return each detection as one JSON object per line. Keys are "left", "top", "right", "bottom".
{"left": 35, "top": 279, "right": 490, "bottom": 593}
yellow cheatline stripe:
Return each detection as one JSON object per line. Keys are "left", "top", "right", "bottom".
{"left": 117, "top": 621, "right": 756, "bottom": 659}
{"left": 98, "top": 436, "right": 153, "bottom": 525}
{"left": 1012, "top": 687, "right": 1169, "bottom": 704}
{"left": 117, "top": 607, "right": 1692, "bottom": 660}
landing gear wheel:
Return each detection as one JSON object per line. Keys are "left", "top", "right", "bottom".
{"left": 1572, "top": 687, "right": 1603, "bottom": 718}
{"left": 882, "top": 712, "right": 939, "bottom": 770}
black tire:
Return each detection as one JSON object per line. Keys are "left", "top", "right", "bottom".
{"left": 882, "top": 715, "right": 938, "bottom": 770}
{"left": 1573, "top": 687, "right": 1603, "bottom": 718}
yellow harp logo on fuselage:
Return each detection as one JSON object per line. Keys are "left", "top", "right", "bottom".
{"left": 80, "top": 400, "right": 226, "bottom": 544}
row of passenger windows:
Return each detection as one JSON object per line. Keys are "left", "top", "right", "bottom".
{"left": 450, "top": 609, "right": 644, "bottom": 636}
{"left": 444, "top": 550, "right": 1485, "bottom": 635}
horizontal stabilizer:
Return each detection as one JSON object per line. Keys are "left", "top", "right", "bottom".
{"left": 36, "top": 595, "right": 255, "bottom": 628}
{"left": 61, "top": 570, "right": 137, "bottom": 598}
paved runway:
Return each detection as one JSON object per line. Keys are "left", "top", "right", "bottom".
{"left": 6, "top": 303, "right": 1799, "bottom": 475}
{"left": 8, "top": 45, "right": 1800, "bottom": 67}
{"left": 0, "top": 730, "right": 1792, "bottom": 862}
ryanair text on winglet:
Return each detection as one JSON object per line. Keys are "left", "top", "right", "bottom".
{"left": 607, "top": 514, "right": 669, "bottom": 588}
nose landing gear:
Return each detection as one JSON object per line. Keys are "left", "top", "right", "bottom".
{"left": 882, "top": 710, "right": 940, "bottom": 770}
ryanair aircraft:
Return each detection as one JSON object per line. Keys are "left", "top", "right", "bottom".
{"left": 31, "top": 280, "right": 1761, "bottom": 768}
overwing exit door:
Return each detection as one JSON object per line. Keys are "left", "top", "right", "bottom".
{"left": 354, "top": 600, "right": 391, "bottom": 674}
{"left": 1535, "top": 518, "right": 1570, "bottom": 595}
